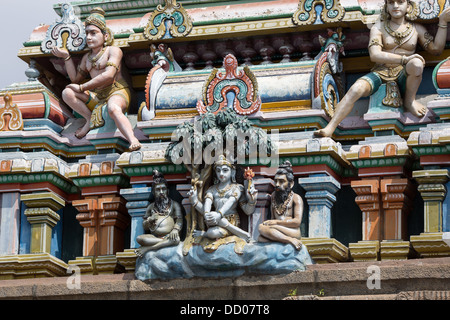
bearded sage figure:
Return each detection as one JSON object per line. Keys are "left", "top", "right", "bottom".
{"left": 258, "top": 161, "right": 303, "bottom": 250}
{"left": 135, "top": 170, "right": 183, "bottom": 257}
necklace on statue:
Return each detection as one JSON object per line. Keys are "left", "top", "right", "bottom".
{"left": 215, "top": 183, "right": 234, "bottom": 197}
{"left": 89, "top": 47, "right": 107, "bottom": 69}
{"left": 384, "top": 20, "right": 413, "bottom": 45}
{"left": 272, "top": 191, "right": 294, "bottom": 217}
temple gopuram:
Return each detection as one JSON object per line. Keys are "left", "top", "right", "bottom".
{"left": 0, "top": 0, "right": 450, "bottom": 301}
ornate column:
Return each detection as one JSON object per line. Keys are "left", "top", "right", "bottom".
{"left": 116, "top": 185, "right": 152, "bottom": 273}
{"left": 349, "top": 179, "right": 382, "bottom": 261}
{"left": 299, "top": 175, "right": 340, "bottom": 238}
{"left": 21, "top": 192, "right": 64, "bottom": 254}
{"left": 410, "top": 169, "right": 450, "bottom": 257}
{"left": 299, "top": 175, "right": 348, "bottom": 263}
{"left": 71, "top": 195, "right": 129, "bottom": 274}
{"left": 351, "top": 179, "right": 382, "bottom": 241}
{"left": 379, "top": 178, "right": 415, "bottom": 260}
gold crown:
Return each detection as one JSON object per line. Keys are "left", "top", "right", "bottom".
{"left": 214, "top": 155, "right": 235, "bottom": 169}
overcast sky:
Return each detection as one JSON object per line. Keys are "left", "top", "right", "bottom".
{"left": 0, "top": 0, "right": 63, "bottom": 89}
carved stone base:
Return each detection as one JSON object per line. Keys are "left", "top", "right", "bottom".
{"left": 116, "top": 249, "right": 138, "bottom": 273}
{"left": 68, "top": 255, "right": 124, "bottom": 275}
{"left": 0, "top": 253, "right": 67, "bottom": 280}
{"left": 302, "top": 238, "right": 349, "bottom": 263}
{"left": 380, "top": 240, "right": 416, "bottom": 260}
{"left": 349, "top": 240, "right": 380, "bottom": 261}
{"left": 410, "top": 233, "right": 450, "bottom": 258}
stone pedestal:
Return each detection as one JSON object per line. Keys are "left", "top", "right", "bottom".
{"left": 302, "top": 238, "right": 349, "bottom": 263}
{"left": 349, "top": 240, "right": 380, "bottom": 261}
{"left": 379, "top": 240, "right": 416, "bottom": 260}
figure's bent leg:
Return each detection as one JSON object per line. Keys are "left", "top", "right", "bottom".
{"left": 403, "top": 58, "right": 427, "bottom": 117}
{"left": 107, "top": 95, "right": 142, "bottom": 151}
{"left": 314, "top": 79, "right": 372, "bottom": 137}
{"left": 62, "top": 87, "right": 91, "bottom": 139}
{"left": 219, "top": 218, "right": 251, "bottom": 242}
{"left": 259, "top": 225, "right": 302, "bottom": 250}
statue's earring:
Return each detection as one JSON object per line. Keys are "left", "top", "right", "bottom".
{"left": 380, "top": 4, "right": 390, "bottom": 21}
{"left": 405, "top": 1, "right": 419, "bottom": 20}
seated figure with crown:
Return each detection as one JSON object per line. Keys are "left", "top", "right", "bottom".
{"left": 188, "top": 155, "right": 257, "bottom": 250}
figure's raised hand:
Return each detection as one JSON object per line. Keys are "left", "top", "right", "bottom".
{"left": 188, "top": 186, "right": 198, "bottom": 204}
{"left": 244, "top": 179, "right": 258, "bottom": 204}
{"left": 51, "top": 46, "right": 70, "bottom": 60}
{"left": 439, "top": 7, "right": 450, "bottom": 24}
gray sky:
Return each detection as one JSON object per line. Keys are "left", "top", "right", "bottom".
{"left": 0, "top": 0, "right": 63, "bottom": 89}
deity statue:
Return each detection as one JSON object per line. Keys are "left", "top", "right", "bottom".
{"left": 258, "top": 161, "right": 303, "bottom": 250}
{"left": 314, "top": 0, "right": 450, "bottom": 138}
{"left": 188, "top": 155, "right": 257, "bottom": 242}
{"left": 135, "top": 170, "right": 183, "bottom": 257}
{"left": 51, "top": 7, "right": 142, "bottom": 151}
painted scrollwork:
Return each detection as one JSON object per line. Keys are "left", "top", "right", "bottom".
{"left": 0, "top": 94, "right": 24, "bottom": 131}
{"left": 41, "top": 3, "right": 86, "bottom": 54}
{"left": 313, "top": 28, "right": 346, "bottom": 118}
{"left": 293, "top": 0, "right": 345, "bottom": 25}
{"left": 196, "top": 54, "right": 261, "bottom": 116}
{"left": 143, "top": 0, "right": 193, "bottom": 40}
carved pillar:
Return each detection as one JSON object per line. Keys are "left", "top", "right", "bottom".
{"left": 299, "top": 175, "right": 340, "bottom": 238}
{"left": 21, "top": 192, "right": 65, "bottom": 254}
{"left": 413, "top": 170, "right": 449, "bottom": 233}
{"left": 299, "top": 175, "right": 348, "bottom": 263}
{"left": 116, "top": 186, "right": 152, "bottom": 272}
{"left": 379, "top": 178, "right": 415, "bottom": 260}
{"left": 410, "top": 169, "right": 450, "bottom": 257}
{"left": 120, "top": 186, "right": 152, "bottom": 249}
{"left": 74, "top": 196, "right": 129, "bottom": 257}
{"left": 380, "top": 178, "right": 413, "bottom": 240}
{"left": 72, "top": 194, "right": 129, "bottom": 274}
{"left": 351, "top": 179, "right": 382, "bottom": 241}
{"left": 73, "top": 198, "right": 98, "bottom": 257}
{"left": 349, "top": 179, "right": 382, "bottom": 261}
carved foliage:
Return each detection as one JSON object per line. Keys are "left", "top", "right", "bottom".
{"left": 293, "top": 0, "right": 345, "bottom": 25}
{"left": 143, "top": 0, "right": 193, "bottom": 40}
{"left": 197, "top": 54, "right": 261, "bottom": 115}
{"left": 41, "top": 3, "right": 86, "bottom": 53}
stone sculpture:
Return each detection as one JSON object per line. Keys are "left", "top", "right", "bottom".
{"left": 135, "top": 170, "right": 183, "bottom": 257}
{"left": 315, "top": 0, "right": 450, "bottom": 137}
{"left": 258, "top": 161, "right": 303, "bottom": 250}
{"left": 188, "top": 155, "right": 257, "bottom": 243}
{"left": 51, "top": 7, "right": 141, "bottom": 151}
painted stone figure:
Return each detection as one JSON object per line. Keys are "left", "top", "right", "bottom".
{"left": 135, "top": 170, "right": 183, "bottom": 257}
{"left": 188, "top": 155, "right": 257, "bottom": 242}
{"left": 51, "top": 7, "right": 142, "bottom": 151}
{"left": 315, "top": 0, "right": 450, "bottom": 138}
{"left": 258, "top": 161, "right": 303, "bottom": 250}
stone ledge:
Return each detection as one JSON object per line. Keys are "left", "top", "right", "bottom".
{"left": 0, "top": 257, "right": 449, "bottom": 300}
